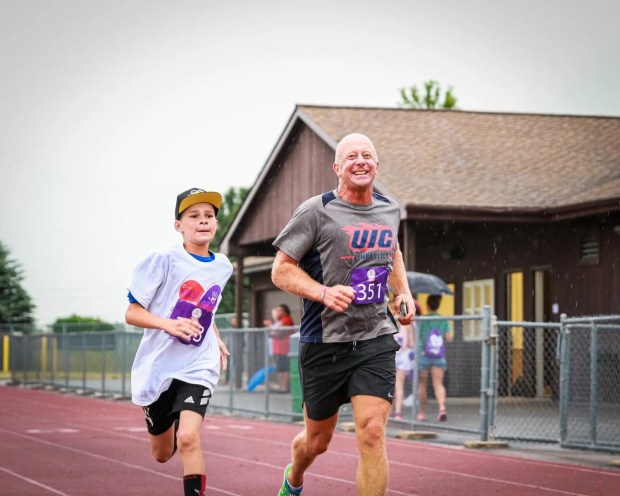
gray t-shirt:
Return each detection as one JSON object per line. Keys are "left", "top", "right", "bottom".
{"left": 273, "top": 190, "right": 401, "bottom": 344}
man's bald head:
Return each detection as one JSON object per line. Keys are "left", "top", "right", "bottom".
{"left": 334, "top": 133, "right": 378, "bottom": 164}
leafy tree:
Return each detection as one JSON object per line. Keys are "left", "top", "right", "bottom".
{"left": 51, "top": 314, "right": 114, "bottom": 333}
{"left": 0, "top": 241, "right": 35, "bottom": 324}
{"left": 211, "top": 186, "right": 249, "bottom": 251}
{"left": 399, "top": 80, "right": 458, "bottom": 109}
{"left": 211, "top": 186, "right": 249, "bottom": 314}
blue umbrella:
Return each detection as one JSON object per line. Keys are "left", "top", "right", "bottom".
{"left": 406, "top": 271, "right": 453, "bottom": 295}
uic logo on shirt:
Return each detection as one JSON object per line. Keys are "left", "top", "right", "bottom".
{"left": 341, "top": 223, "right": 394, "bottom": 252}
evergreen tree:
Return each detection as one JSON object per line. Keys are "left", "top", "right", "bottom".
{"left": 0, "top": 241, "right": 35, "bottom": 324}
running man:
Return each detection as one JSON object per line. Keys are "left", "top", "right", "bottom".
{"left": 272, "top": 133, "right": 415, "bottom": 495}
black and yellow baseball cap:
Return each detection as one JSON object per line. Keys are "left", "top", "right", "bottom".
{"left": 175, "top": 188, "right": 222, "bottom": 219}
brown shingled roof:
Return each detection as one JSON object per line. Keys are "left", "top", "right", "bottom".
{"left": 298, "top": 105, "right": 620, "bottom": 212}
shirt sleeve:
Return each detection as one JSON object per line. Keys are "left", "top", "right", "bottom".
{"left": 127, "top": 252, "right": 166, "bottom": 309}
{"left": 273, "top": 198, "right": 320, "bottom": 261}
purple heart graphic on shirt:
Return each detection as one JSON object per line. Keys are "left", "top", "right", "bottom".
{"left": 170, "top": 282, "right": 222, "bottom": 347}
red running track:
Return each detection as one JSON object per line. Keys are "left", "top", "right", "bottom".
{"left": 0, "top": 386, "right": 618, "bottom": 495}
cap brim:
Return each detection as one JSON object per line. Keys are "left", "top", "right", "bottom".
{"left": 178, "top": 191, "right": 222, "bottom": 217}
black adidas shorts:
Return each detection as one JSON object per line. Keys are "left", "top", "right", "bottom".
{"left": 142, "top": 379, "right": 212, "bottom": 435}
{"left": 299, "top": 333, "right": 399, "bottom": 421}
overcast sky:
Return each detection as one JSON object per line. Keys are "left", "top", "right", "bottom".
{"left": 1, "top": 0, "right": 619, "bottom": 326}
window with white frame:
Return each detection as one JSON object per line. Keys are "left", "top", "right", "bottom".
{"left": 462, "top": 279, "right": 494, "bottom": 340}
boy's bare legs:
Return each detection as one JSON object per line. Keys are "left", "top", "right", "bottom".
{"left": 351, "top": 395, "right": 391, "bottom": 496}
{"left": 431, "top": 367, "right": 447, "bottom": 413}
{"left": 177, "top": 410, "right": 205, "bottom": 475}
{"left": 286, "top": 408, "right": 339, "bottom": 487}
{"left": 149, "top": 422, "right": 176, "bottom": 463}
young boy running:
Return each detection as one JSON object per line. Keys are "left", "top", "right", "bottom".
{"left": 126, "top": 188, "right": 233, "bottom": 496}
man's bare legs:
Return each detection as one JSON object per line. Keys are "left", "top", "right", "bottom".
{"left": 351, "top": 395, "right": 391, "bottom": 496}
{"left": 286, "top": 409, "right": 339, "bottom": 488}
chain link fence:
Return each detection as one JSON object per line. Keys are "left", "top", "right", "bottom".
{"left": 492, "top": 320, "right": 562, "bottom": 443}
{"left": 560, "top": 315, "right": 620, "bottom": 451}
{"left": 3, "top": 310, "right": 619, "bottom": 452}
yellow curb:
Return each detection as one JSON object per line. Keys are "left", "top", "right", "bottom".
{"left": 339, "top": 422, "right": 356, "bottom": 432}
{"left": 394, "top": 430, "right": 437, "bottom": 440}
{"left": 611, "top": 459, "right": 620, "bottom": 467}
{"left": 464, "top": 440, "right": 509, "bottom": 449}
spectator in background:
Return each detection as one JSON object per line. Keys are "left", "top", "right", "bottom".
{"left": 390, "top": 300, "right": 414, "bottom": 421}
{"left": 416, "top": 294, "right": 453, "bottom": 422}
{"left": 263, "top": 304, "right": 294, "bottom": 392}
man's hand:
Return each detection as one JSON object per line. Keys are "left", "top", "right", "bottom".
{"left": 322, "top": 285, "right": 356, "bottom": 313}
{"left": 395, "top": 293, "right": 416, "bottom": 325}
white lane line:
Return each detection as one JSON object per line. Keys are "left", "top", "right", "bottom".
{"left": 25, "top": 428, "right": 79, "bottom": 434}
{"left": 0, "top": 466, "right": 72, "bottom": 496}
{"left": 0, "top": 429, "right": 240, "bottom": 496}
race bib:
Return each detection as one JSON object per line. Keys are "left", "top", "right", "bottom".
{"left": 351, "top": 266, "right": 388, "bottom": 305}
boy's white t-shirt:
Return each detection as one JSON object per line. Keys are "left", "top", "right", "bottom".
{"left": 128, "top": 244, "right": 233, "bottom": 406}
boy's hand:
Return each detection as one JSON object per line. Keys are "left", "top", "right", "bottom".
{"left": 165, "top": 317, "right": 202, "bottom": 341}
{"left": 217, "top": 337, "right": 230, "bottom": 371}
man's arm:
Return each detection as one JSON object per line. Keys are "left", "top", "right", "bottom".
{"left": 271, "top": 250, "right": 355, "bottom": 313}
{"left": 387, "top": 247, "right": 415, "bottom": 325}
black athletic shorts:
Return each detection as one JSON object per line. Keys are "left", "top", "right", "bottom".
{"left": 142, "top": 379, "right": 212, "bottom": 435}
{"left": 299, "top": 333, "right": 399, "bottom": 421}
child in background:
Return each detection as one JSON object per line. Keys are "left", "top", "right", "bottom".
{"left": 126, "top": 188, "right": 233, "bottom": 496}
{"left": 263, "top": 304, "right": 295, "bottom": 392}
{"left": 392, "top": 300, "right": 415, "bottom": 420}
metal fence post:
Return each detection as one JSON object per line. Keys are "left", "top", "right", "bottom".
{"left": 589, "top": 321, "right": 598, "bottom": 446}
{"left": 50, "top": 334, "right": 56, "bottom": 387}
{"left": 81, "top": 333, "right": 87, "bottom": 391}
{"left": 101, "top": 333, "right": 107, "bottom": 394}
{"left": 121, "top": 331, "right": 127, "bottom": 398}
{"left": 412, "top": 324, "right": 420, "bottom": 422}
{"left": 479, "top": 305, "right": 491, "bottom": 441}
{"left": 228, "top": 332, "right": 235, "bottom": 413}
{"left": 559, "top": 313, "right": 570, "bottom": 444}
{"left": 263, "top": 329, "right": 271, "bottom": 418}
{"left": 488, "top": 314, "right": 499, "bottom": 436}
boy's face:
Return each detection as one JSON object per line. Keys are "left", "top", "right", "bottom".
{"left": 174, "top": 202, "right": 218, "bottom": 248}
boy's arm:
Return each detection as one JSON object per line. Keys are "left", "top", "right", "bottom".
{"left": 211, "top": 322, "right": 230, "bottom": 371}
{"left": 125, "top": 302, "right": 201, "bottom": 341}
